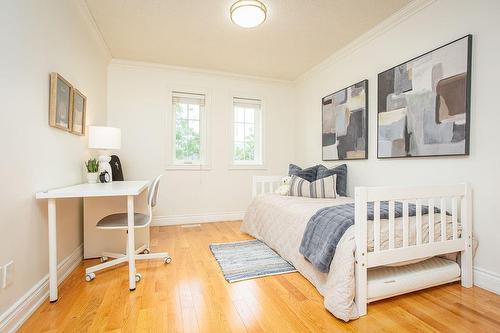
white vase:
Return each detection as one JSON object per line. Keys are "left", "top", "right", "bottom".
{"left": 87, "top": 172, "right": 98, "bottom": 184}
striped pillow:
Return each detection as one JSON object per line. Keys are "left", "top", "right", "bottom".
{"left": 289, "top": 174, "right": 337, "bottom": 198}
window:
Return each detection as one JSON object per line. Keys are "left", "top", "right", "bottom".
{"left": 171, "top": 91, "right": 206, "bottom": 166}
{"left": 232, "top": 97, "right": 262, "bottom": 166}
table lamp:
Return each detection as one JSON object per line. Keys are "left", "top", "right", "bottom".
{"left": 88, "top": 126, "right": 121, "bottom": 182}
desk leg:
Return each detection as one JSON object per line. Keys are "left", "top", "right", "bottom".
{"left": 127, "top": 195, "right": 136, "bottom": 291}
{"left": 48, "top": 198, "right": 58, "bottom": 302}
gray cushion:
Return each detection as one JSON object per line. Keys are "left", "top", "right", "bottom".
{"left": 96, "top": 213, "right": 150, "bottom": 229}
{"left": 317, "top": 164, "right": 347, "bottom": 196}
{"left": 288, "top": 164, "right": 321, "bottom": 183}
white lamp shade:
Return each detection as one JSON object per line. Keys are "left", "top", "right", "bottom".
{"left": 88, "top": 126, "right": 121, "bottom": 150}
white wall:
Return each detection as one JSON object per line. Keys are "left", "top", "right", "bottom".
{"left": 0, "top": 0, "right": 109, "bottom": 317}
{"left": 107, "top": 61, "right": 295, "bottom": 222}
{"left": 295, "top": 0, "right": 500, "bottom": 287}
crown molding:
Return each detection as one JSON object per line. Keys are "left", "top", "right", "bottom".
{"left": 109, "top": 59, "right": 294, "bottom": 85}
{"left": 295, "top": 0, "right": 437, "bottom": 84}
{"left": 76, "top": 0, "right": 112, "bottom": 60}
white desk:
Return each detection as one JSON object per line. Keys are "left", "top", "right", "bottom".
{"left": 36, "top": 181, "right": 150, "bottom": 302}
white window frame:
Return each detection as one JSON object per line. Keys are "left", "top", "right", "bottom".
{"left": 166, "top": 88, "right": 210, "bottom": 170}
{"left": 230, "top": 96, "right": 266, "bottom": 169}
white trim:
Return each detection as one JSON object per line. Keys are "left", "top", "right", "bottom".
{"left": 295, "top": 0, "right": 436, "bottom": 83}
{"left": 0, "top": 245, "right": 83, "bottom": 333}
{"left": 152, "top": 212, "right": 245, "bottom": 226}
{"left": 474, "top": 267, "right": 500, "bottom": 295}
{"left": 110, "top": 59, "right": 293, "bottom": 84}
{"left": 78, "top": 0, "right": 112, "bottom": 59}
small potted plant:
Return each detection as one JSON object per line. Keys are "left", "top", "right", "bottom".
{"left": 85, "top": 158, "right": 99, "bottom": 184}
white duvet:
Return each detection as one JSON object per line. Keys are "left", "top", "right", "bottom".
{"left": 240, "top": 193, "right": 456, "bottom": 321}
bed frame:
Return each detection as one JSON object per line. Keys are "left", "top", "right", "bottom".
{"left": 252, "top": 177, "right": 473, "bottom": 316}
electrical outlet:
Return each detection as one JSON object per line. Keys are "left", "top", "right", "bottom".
{"left": 2, "top": 261, "right": 13, "bottom": 289}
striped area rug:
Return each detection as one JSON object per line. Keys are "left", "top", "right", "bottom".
{"left": 209, "top": 239, "right": 297, "bottom": 283}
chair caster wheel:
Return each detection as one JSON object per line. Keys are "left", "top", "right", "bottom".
{"left": 142, "top": 249, "right": 150, "bottom": 254}
{"left": 100, "top": 256, "right": 108, "bottom": 263}
{"left": 85, "top": 273, "right": 95, "bottom": 282}
{"left": 164, "top": 257, "right": 172, "bottom": 264}
{"left": 135, "top": 273, "right": 142, "bottom": 282}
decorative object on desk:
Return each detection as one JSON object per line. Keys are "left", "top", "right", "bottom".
{"left": 49, "top": 72, "right": 73, "bottom": 131}
{"left": 322, "top": 80, "right": 368, "bottom": 160}
{"left": 71, "top": 89, "right": 86, "bottom": 136}
{"left": 377, "top": 35, "right": 472, "bottom": 158}
{"left": 110, "top": 155, "right": 124, "bottom": 181}
{"left": 99, "top": 170, "right": 111, "bottom": 183}
{"left": 88, "top": 126, "right": 121, "bottom": 182}
{"left": 85, "top": 158, "right": 99, "bottom": 184}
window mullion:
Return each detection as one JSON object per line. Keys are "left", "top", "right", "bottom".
{"left": 232, "top": 98, "right": 262, "bottom": 166}
{"left": 172, "top": 93, "right": 205, "bottom": 166}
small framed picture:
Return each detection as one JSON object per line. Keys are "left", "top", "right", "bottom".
{"left": 49, "top": 72, "right": 73, "bottom": 131}
{"left": 71, "top": 89, "right": 87, "bottom": 135}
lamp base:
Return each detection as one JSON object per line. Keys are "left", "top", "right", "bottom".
{"left": 97, "top": 153, "right": 113, "bottom": 182}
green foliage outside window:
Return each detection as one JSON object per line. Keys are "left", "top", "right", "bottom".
{"left": 234, "top": 133, "right": 255, "bottom": 161}
{"left": 175, "top": 104, "right": 200, "bottom": 161}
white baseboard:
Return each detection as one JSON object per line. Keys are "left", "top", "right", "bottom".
{"left": 0, "top": 244, "right": 83, "bottom": 333}
{"left": 152, "top": 211, "right": 245, "bottom": 226}
{"left": 474, "top": 267, "right": 500, "bottom": 295}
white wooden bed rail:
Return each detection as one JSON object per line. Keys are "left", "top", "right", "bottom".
{"left": 251, "top": 177, "right": 473, "bottom": 317}
{"left": 354, "top": 184, "right": 473, "bottom": 316}
{"left": 252, "top": 176, "right": 282, "bottom": 197}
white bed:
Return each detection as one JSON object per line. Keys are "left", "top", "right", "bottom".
{"left": 241, "top": 177, "right": 473, "bottom": 321}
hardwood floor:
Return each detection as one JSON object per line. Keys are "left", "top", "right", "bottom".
{"left": 20, "top": 221, "right": 500, "bottom": 332}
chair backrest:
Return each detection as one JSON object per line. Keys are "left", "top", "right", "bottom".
{"left": 148, "top": 175, "right": 162, "bottom": 209}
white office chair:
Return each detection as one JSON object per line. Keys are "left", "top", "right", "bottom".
{"left": 85, "top": 175, "right": 171, "bottom": 283}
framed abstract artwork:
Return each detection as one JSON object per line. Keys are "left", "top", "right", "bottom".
{"left": 322, "top": 80, "right": 368, "bottom": 160}
{"left": 71, "top": 89, "right": 87, "bottom": 136}
{"left": 377, "top": 35, "right": 472, "bottom": 158}
{"left": 49, "top": 72, "right": 73, "bottom": 132}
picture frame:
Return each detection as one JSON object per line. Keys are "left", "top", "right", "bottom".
{"left": 322, "top": 79, "right": 368, "bottom": 161}
{"left": 71, "top": 89, "right": 87, "bottom": 136}
{"left": 377, "top": 35, "right": 472, "bottom": 159}
{"left": 49, "top": 72, "right": 73, "bottom": 132}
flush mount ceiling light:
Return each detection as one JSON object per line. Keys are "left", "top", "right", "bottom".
{"left": 230, "top": 0, "right": 267, "bottom": 28}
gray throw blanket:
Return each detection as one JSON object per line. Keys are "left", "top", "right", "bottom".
{"left": 299, "top": 201, "right": 440, "bottom": 273}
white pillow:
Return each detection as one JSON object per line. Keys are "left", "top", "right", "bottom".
{"left": 289, "top": 174, "right": 337, "bottom": 198}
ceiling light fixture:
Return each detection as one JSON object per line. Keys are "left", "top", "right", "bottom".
{"left": 230, "top": 0, "right": 267, "bottom": 28}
